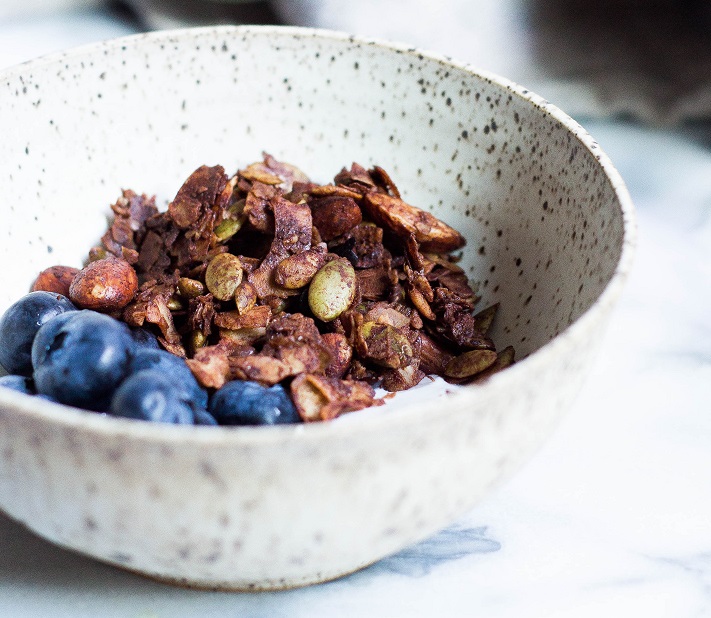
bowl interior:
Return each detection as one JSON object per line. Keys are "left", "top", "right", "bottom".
{"left": 0, "top": 27, "right": 625, "bottom": 375}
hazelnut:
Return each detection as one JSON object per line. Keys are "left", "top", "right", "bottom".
{"left": 69, "top": 256, "right": 138, "bottom": 311}
{"left": 32, "top": 265, "right": 80, "bottom": 297}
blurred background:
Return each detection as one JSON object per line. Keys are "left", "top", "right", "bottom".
{"left": 1, "top": 0, "right": 711, "bottom": 133}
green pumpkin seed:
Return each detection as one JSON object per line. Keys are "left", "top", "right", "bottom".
{"left": 177, "top": 277, "right": 205, "bottom": 298}
{"left": 205, "top": 253, "right": 243, "bottom": 301}
{"left": 308, "top": 258, "right": 357, "bottom": 322}
{"left": 444, "top": 349, "right": 498, "bottom": 379}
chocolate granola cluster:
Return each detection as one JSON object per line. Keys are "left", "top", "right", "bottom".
{"left": 37, "top": 155, "right": 514, "bottom": 422}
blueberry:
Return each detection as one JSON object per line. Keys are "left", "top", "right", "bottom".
{"left": 0, "top": 291, "right": 76, "bottom": 376}
{"left": 209, "top": 381, "right": 300, "bottom": 426}
{"left": 109, "top": 369, "right": 195, "bottom": 424}
{"left": 127, "top": 348, "right": 208, "bottom": 409}
{"left": 129, "top": 327, "right": 161, "bottom": 350}
{"left": 193, "top": 408, "right": 218, "bottom": 426}
{"left": 31, "top": 310, "right": 87, "bottom": 369}
{"left": 32, "top": 311, "right": 134, "bottom": 411}
{"left": 36, "top": 393, "right": 58, "bottom": 403}
{"left": 0, "top": 374, "right": 34, "bottom": 395}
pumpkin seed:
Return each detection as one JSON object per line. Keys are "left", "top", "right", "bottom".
{"left": 205, "top": 253, "right": 243, "bottom": 301}
{"left": 177, "top": 277, "right": 205, "bottom": 298}
{"left": 308, "top": 258, "right": 357, "bottom": 321}
{"left": 444, "top": 349, "right": 498, "bottom": 379}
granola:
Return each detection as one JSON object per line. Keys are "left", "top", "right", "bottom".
{"left": 38, "top": 155, "right": 515, "bottom": 422}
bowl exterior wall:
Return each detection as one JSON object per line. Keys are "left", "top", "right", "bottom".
{"left": 0, "top": 323, "right": 598, "bottom": 589}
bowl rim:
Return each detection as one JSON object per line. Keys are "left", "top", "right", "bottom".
{"left": 0, "top": 24, "right": 636, "bottom": 445}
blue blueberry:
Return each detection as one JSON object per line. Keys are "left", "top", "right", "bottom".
{"left": 0, "top": 291, "right": 76, "bottom": 376}
{"left": 127, "top": 348, "right": 208, "bottom": 409}
{"left": 129, "top": 327, "right": 161, "bottom": 350}
{"left": 209, "top": 381, "right": 300, "bottom": 426}
{"left": 31, "top": 310, "right": 87, "bottom": 369}
{"left": 109, "top": 369, "right": 195, "bottom": 424}
{"left": 0, "top": 374, "right": 34, "bottom": 395}
{"left": 32, "top": 310, "right": 134, "bottom": 411}
{"left": 193, "top": 408, "right": 218, "bottom": 426}
{"left": 36, "top": 393, "right": 58, "bottom": 403}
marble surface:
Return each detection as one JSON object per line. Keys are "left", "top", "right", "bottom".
{"left": 1, "top": 7, "right": 710, "bottom": 617}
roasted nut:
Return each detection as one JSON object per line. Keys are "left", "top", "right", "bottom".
{"left": 168, "top": 164, "right": 228, "bottom": 229}
{"left": 214, "top": 305, "right": 271, "bottom": 330}
{"left": 321, "top": 332, "right": 353, "bottom": 378}
{"left": 69, "top": 256, "right": 138, "bottom": 311}
{"left": 444, "top": 349, "right": 498, "bottom": 379}
{"left": 371, "top": 165, "right": 401, "bottom": 199}
{"left": 274, "top": 249, "right": 327, "bottom": 289}
{"left": 228, "top": 355, "right": 291, "bottom": 385}
{"left": 141, "top": 294, "right": 182, "bottom": 344}
{"left": 290, "top": 374, "right": 377, "bottom": 422}
{"left": 362, "top": 191, "right": 466, "bottom": 252}
{"left": 186, "top": 346, "right": 230, "bottom": 389}
{"left": 234, "top": 280, "right": 257, "bottom": 314}
{"left": 240, "top": 156, "right": 310, "bottom": 192}
{"left": 32, "top": 265, "right": 80, "bottom": 296}
{"left": 363, "top": 303, "right": 412, "bottom": 329}
{"left": 308, "top": 184, "right": 363, "bottom": 200}
{"left": 308, "top": 258, "right": 357, "bottom": 322}
{"left": 219, "top": 326, "right": 267, "bottom": 346}
{"left": 205, "top": 253, "right": 243, "bottom": 301}
{"left": 120, "top": 246, "right": 139, "bottom": 265}
{"left": 418, "top": 331, "right": 454, "bottom": 375}
{"left": 381, "top": 365, "right": 425, "bottom": 392}
{"left": 178, "top": 277, "right": 205, "bottom": 298}
{"left": 359, "top": 321, "right": 414, "bottom": 369}
{"left": 310, "top": 196, "right": 362, "bottom": 241}
{"left": 240, "top": 162, "right": 283, "bottom": 185}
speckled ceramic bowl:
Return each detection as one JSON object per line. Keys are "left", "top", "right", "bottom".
{"left": 0, "top": 26, "right": 634, "bottom": 590}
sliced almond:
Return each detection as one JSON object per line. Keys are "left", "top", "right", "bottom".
{"left": 274, "top": 249, "right": 327, "bottom": 289}
{"left": 308, "top": 184, "right": 364, "bottom": 200}
{"left": 228, "top": 355, "right": 290, "bottom": 385}
{"left": 362, "top": 192, "right": 466, "bottom": 252}
{"left": 290, "top": 374, "right": 377, "bottom": 422}
{"left": 186, "top": 346, "right": 230, "bottom": 389}
{"left": 213, "top": 305, "right": 271, "bottom": 330}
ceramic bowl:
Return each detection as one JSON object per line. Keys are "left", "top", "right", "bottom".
{"left": 0, "top": 26, "right": 635, "bottom": 590}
